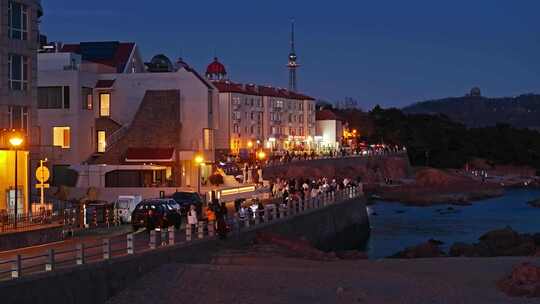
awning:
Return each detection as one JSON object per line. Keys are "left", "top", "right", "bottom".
{"left": 95, "top": 79, "right": 116, "bottom": 89}
{"left": 124, "top": 148, "right": 175, "bottom": 163}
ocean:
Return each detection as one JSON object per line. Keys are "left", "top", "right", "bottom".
{"left": 365, "top": 188, "right": 540, "bottom": 258}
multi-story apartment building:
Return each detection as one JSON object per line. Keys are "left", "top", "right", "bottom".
{"left": 208, "top": 58, "right": 316, "bottom": 155}
{"left": 0, "top": 0, "right": 42, "bottom": 214}
{"left": 36, "top": 42, "right": 218, "bottom": 201}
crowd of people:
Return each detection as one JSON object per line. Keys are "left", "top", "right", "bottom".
{"left": 270, "top": 176, "right": 361, "bottom": 205}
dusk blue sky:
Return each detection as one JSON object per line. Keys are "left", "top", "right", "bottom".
{"left": 41, "top": 0, "right": 540, "bottom": 109}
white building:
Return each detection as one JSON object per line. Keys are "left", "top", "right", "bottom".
{"left": 315, "top": 109, "right": 343, "bottom": 150}
{"left": 207, "top": 58, "right": 316, "bottom": 155}
{"left": 36, "top": 42, "right": 219, "bottom": 200}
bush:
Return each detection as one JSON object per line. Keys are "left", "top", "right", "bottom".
{"left": 208, "top": 173, "right": 224, "bottom": 186}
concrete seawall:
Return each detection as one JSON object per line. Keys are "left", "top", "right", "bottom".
{"left": 0, "top": 197, "right": 369, "bottom": 304}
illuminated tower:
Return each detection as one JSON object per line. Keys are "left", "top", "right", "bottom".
{"left": 287, "top": 19, "right": 299, "bottom": 92}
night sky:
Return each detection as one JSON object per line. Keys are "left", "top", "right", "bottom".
{"left": 41, "top": 0, "right": 540, "bottom": 109}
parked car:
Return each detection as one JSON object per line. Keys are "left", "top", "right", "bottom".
{"left": 171, "top": 191, "right": 203, "bottom": 216}
{"left": 131, "top": 200, "right": 182, "bottom": 231}
{"left": 114, "top": 195, "right": 142, "bottom": 223}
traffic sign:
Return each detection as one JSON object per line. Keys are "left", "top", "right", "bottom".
{"left": 36, "top": 166, "right": 50, "bottom": 183}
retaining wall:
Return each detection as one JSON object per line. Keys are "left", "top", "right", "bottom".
{"left": 0, "top": 226, "right": 63, "bottom": 251}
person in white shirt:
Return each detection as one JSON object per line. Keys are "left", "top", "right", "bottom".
{"left": 187, "top": 205, "right": 198, "bottom": 230}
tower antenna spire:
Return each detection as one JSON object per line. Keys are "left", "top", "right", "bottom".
{"left": 287, "top": 18, "right": 299, "bottom": 92}
{"left": 290, "top": 18, "right": 295, "bottom": 53}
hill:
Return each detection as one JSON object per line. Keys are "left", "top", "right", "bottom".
{"left": 403, "top": 93, "right": 540, "bottom": 130}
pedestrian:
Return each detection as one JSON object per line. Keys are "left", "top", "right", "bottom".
{"left": 187, "top": 204, "right": 198, "bottom": 231}
{"left": 217, "top": 201, "right": 228, "bottom": 239}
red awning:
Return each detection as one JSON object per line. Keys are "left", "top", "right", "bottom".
{"left": 95, "top": 79, "right": 116, "bottom": 89}
{"left": 124, "top": 148, "right": 175, "bottom": 163}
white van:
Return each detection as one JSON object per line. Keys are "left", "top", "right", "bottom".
{"left": 115, "top": 195, "right": 142, "bottom": 223}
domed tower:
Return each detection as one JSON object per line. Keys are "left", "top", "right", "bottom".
{"left": 206, "top": 57, "right": 227, "bottom": 80}
{"left": 146, "top": 54, "right": 175, "bottom": 72}
{"left": 469, "top": 87, "right": 482, "bottom": 97}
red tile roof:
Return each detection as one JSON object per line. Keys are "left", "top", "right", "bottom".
{"left": 95, "top": 79, "right": 116, "bottom": 89}
{"left": 124, "top": 148, "right": 175, "bottom": 162}
{"left": 61, "top": 42, "right": 135, "bottom": 73}
{"left": 212, "top": 80, "right": 315, "bottom": 100}
{"left": 316, "top": 109, "right": 342, "bottom": 121}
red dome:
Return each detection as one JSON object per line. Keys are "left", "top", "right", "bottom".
{"left": 206, "top": 57, "right": 227, "bottom": 77}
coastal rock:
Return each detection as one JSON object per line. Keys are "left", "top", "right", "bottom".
{"left": 528, "top": 199, "right": 540, "bottom": 208}
{"left": 389, "top": 240, "right": 446, "bottom": 259}
{"left": 497, "top": 262, "right": 540, "bottom": 298}
{"left": 255, "top": 232, "right": 337, "bottom": 261}
{"left": 449, "top": 227, "right": 538, "bottom": 257}
{"left": 334, "top": 251, "right": 368, "bottom": 260}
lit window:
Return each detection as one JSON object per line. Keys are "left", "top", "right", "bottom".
{"left": 8, "top": 54, "right": 28, "bottom": 91}
{"left": 8, "top": 1, "right": 28, "bottom": 40}
{"left": 97, "top": 130, "right": 106, "bottom": 153}
{"left": 203, "top": 128, "right": 214, "bottom": 150}
{"left": 99, "top": 93, "right": 110, "bottom": 117}
{"left": 53, "top": 127, "right": 71, "bottom": 149}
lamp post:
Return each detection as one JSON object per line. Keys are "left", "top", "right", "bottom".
{"left": 9, "top": 134, "right": 24, "bottom": 229}
{"left": 194, "top": 155, "right": 204, "bottom": 194}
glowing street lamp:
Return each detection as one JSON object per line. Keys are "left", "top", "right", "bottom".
{"left": 257, "top": 150, "right": 267, "bottom": 161}
{"left": 9, "top": 133, "right": 24, "bottom": 229}
{"left": 247, "top": 141, "right": 253, "bottom": 149}
{"left": 194, "top": 155, "right": 204, "bottom": 194}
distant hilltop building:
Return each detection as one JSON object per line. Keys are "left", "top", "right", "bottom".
{"left": 467, "top": 87, "right": 482, "bottom": 97}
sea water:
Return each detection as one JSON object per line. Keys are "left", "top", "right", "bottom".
{"left": 365, "top": 189, "right": 540, "bottom": 259}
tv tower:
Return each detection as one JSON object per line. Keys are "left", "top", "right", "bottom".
{"left": 287, "top": 19, "right": 299, "bottom": 92}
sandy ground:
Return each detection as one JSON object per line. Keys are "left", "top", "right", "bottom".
{"left": 107, "top": 253, "right": 540, "bottom": 304}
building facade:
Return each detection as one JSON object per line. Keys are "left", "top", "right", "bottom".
{"left": 208, "top": 58, "right": 316, "bottom": 155}
{"left": 36, "top": 42, "right": 218, "bottom": 200}
{"left": 0, "top": 0, "right": 42, "bottom": 214}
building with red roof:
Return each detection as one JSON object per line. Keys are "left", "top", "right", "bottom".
{"left": 205, "top": 57, "right": 317, "bottom": 153}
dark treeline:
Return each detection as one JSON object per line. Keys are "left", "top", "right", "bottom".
{"left": 367, "top": 106, "right": 540, "bottom": 173}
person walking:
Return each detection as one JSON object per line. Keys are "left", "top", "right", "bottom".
{"left": 187, "top": 204, "right": 198, "bottom": 231}
{"left": 217, "top": 201, "right": 228, "bottom": 239}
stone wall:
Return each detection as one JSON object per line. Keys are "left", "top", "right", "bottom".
{"left": 263, "top": 154, "right": 412, "bottom": 184}
{"left": 0, "top": 225, "right": 63, "bottom": 251}
{"left": 0, "top": 197, "right": 369, "bottom": 304}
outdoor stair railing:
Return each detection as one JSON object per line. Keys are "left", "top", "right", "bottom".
{"left": 0, "top": 186, "right": 363, "bottom": 282}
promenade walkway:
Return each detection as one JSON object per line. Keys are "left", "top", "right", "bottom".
{"left": 0, "top": 186, "right": 362, "bottom": 282}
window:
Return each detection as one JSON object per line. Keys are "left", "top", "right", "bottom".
{"left": 53, "top": 127, "right": 71, "bottom": 149}
{"left": 232, "top": 111, "right": 241, "bottom": 120}
{"left": 97, "top": 131, "right": 106, "bottom": 153}
{"left": 38, "top": 86, "right": 71, "bottom": 109}
{"left": 250, "top": 112, "right": 254, "bottom": 120}
{"left": 8, "top": 106, "right": 28, "bottom": 132}
{"left": 82, "top": 87, "right": 93, "bottom": 110}
{"left": 250, "top": 125, "right": 254, "bottom": 134}
{"left": 8, "top": 54, "right": 28, "bottom": 91}
{"left": 299, "top": 127, "right": 304, "bottom": 136}
{"left": 8, "top": 1, "right": 28, "bottom": 40}
{"left": 203, "top": 128, "right": 214, "bottom": 150}
{"left": 232, "top": 97, "right": 240, "bottom": 106}
{"left": 99, "top": 93, "right": 110, "bottom": 117}
{"left": 288, "top": 114, "right": 292, "bottom": 123}
{"left": 276, "top": 100, "right": 283, "bottom": 108}
{"left": 271, "top": 126, "right": 278, "bottom": 135}
{"left": 233, "top": 124, "right": 239, "bottom": 134}
{"left": 207, "top": 90, "right": 213, "bottom": 115}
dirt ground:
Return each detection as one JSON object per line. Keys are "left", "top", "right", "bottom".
{"left": 107, "top": 252, "right": 540, "bottom": 304}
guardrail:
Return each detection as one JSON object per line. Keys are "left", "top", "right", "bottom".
{"left": 0, "top": 186, "right": 362, "bottom": 282}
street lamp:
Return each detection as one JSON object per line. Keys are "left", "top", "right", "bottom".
{"left": 9, "top": 133, "right": 24, "bottom": 229}
{"left": 257, "top": 150, "right": 266, "bottom": 161}
{"left": 194, "top": 155, "right": 204, "bottom": 194}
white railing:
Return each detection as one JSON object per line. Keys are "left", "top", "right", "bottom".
{"left": 0, "top": 186, "right": 362, "bottom": 281}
